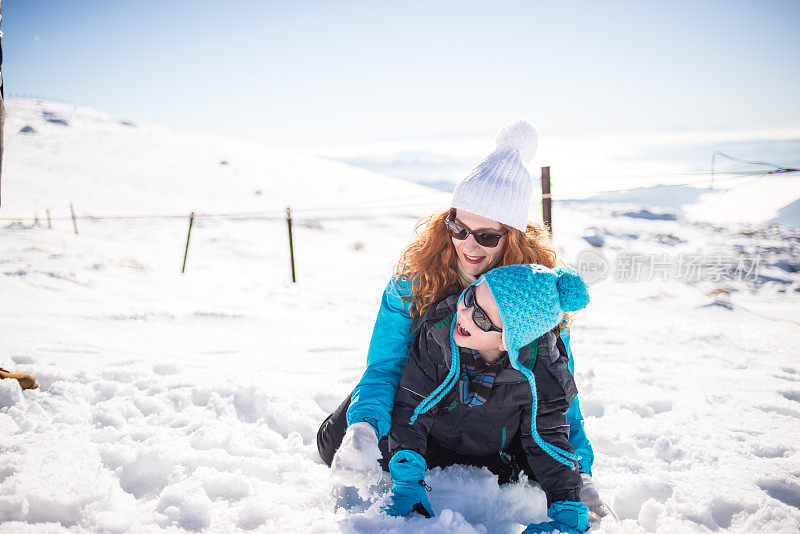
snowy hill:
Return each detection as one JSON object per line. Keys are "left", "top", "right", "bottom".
{"left": 3, "top": 98, "right": 444, "bottom": 216}
{"left": 1, "top": 98, "right": 799, "bottom": 533}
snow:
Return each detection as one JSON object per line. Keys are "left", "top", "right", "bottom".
{"left": 0, "top": 379, "right": 23, "bottom": 408}
{"left": 1, "top": 98, "right": 799, "bottom": 533}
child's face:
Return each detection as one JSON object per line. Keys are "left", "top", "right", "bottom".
{"left": 453, "top": 281, "right": 505, "bottom": 354}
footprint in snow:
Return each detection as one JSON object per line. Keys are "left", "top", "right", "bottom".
{"left": 710, "top": 496, "right": 757, "bottom": 529}
{"left": 774, "top": 369, "right": 799, "bottom": 382}
{"left": 757, "top": 478, "right": 800, "bottom": 510}
{"left": 752, "top": 444, "right": 792, "bottom": 459}
{"left": 755, "top": 405, "right": 800, "bottom": 418}
{"left": 779, "top": 390, "right": 800, "bottom": 403}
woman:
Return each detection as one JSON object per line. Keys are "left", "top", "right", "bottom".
{"left": 317, "top": 119, "right": 613, "bottom": 519}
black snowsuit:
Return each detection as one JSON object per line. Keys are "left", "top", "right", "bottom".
{"left": 388, "top": 294, "right": 583, "bottom": 506}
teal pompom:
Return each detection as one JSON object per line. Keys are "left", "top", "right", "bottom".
{"left": 555, "top": 267, "right": 590, "bottom": 312}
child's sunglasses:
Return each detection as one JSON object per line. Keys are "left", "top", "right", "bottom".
{"left": 463, "top": 285, "right": 503, "bottom": 333}
{"left": 445, "top": 212, "right": 508, "bottom": 248}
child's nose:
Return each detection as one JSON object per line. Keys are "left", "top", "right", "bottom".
{"left": 457, "top": 306, "right": 473, "bottom": 326}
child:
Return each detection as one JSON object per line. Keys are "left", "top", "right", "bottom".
{"left": 383, "top": 263, "right": 591, "bottom": 534}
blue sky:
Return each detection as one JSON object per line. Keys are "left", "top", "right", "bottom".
{"left": 3, "top": 0, "right": 799, "bottom": 146}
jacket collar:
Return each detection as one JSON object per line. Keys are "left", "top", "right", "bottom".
{"left": 409, "top": 293, "right": 460, "bottom": 335}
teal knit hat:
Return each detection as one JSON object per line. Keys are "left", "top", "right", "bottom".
{"left": 480, "top": 264, "right": 590, "bottom": 355}
{"left": 409, "top": 264, "right": 590, "bottom": 469}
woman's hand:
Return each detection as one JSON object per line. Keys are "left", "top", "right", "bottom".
{"left": 579, "top": 473, "right": 619, "bottom": 522}
{"left": 330, "top": 422, "right": 382, "bottom": 488}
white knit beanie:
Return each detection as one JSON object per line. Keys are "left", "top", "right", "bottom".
{"left": 451, "top": 119, "right": 538, "bottom": 232}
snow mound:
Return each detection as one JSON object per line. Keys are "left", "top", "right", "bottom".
{"left": 0, "top": 379, "right": 23, "bottom": 408}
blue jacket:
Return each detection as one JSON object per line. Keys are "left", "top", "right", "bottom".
{"left": 347, "top": 276, "right": 595, "bottom": 475}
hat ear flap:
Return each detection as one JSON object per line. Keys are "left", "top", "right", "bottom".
{"left": 555, "top": 267, "right": 590, "bottom": 312}
{"left": 481, "top": 278, "right": 512, "bottom": 352}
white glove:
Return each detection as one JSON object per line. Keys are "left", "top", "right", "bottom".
{"left": 580, "top": 473, "right": 619, "bottom": 522}
{"left": 330, "top": 422, "right": 383, "bottom": 488}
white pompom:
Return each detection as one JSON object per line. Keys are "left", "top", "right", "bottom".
{"left": 495, "top": 119, "right": 538, "bottom": 163}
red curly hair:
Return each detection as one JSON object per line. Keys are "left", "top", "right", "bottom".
{"left": 394, "top": 208, "right": 572, "bottom": 333}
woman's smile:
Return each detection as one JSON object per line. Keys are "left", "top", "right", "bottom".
{"left": 462, "top": 253, "right": 486, "bottom": 265}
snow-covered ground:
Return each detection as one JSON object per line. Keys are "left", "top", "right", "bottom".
{"left": 1, "top": 99, "right": 799, "bottom": 533}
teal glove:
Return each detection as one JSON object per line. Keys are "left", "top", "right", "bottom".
{"left": 382, "top": 450, "right": 435, "bottom": 518}
{"left": 523, "top": 501, "right": 589, "bottom": 533}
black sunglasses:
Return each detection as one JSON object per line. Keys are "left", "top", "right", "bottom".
{"left": 463, "top": 285, "right": 502, "bottom": 333}
{"left": 445, "top": 213, "right": 508, "bottom": 248}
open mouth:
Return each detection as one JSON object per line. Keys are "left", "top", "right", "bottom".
{"left": 462, "top": 253, "right": 486, "bottom": 265}
{"left": 455, "top": 322, "right": 471, "bottom": 337}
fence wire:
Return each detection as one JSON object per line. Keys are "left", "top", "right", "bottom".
{"left": 0, "top": 168, "right": 797, "bottom": 224}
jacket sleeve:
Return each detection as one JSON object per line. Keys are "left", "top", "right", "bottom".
{"left": 346, "top": 277, "right": 415, "bottom": 438}
{"left": 559, "top": 331, "right": 595, "bottom": 476}
{"left": 387, "top": 331, "right": 439, "bottom": 457}
{"left": 520, "top": 357, "right": 583, "bottom": 508}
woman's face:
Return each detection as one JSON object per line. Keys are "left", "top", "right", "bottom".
{"left": 450, "top": 209, "right": 508, "bottom": 278}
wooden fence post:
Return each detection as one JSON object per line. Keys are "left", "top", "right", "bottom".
{"left": 46, "top": 209, "right": 52, "bottom": 229}
{"left": 541, "top": 166, "right": 552, "bottom": 236}
{"left": 286, "top": 207, "right": 296, "bottom": 283}
{"left": 69, "top": 203, "right": 79, "bottom": 235}
{"left": 181, "top": 212, "right": 195, "bottom": 274}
